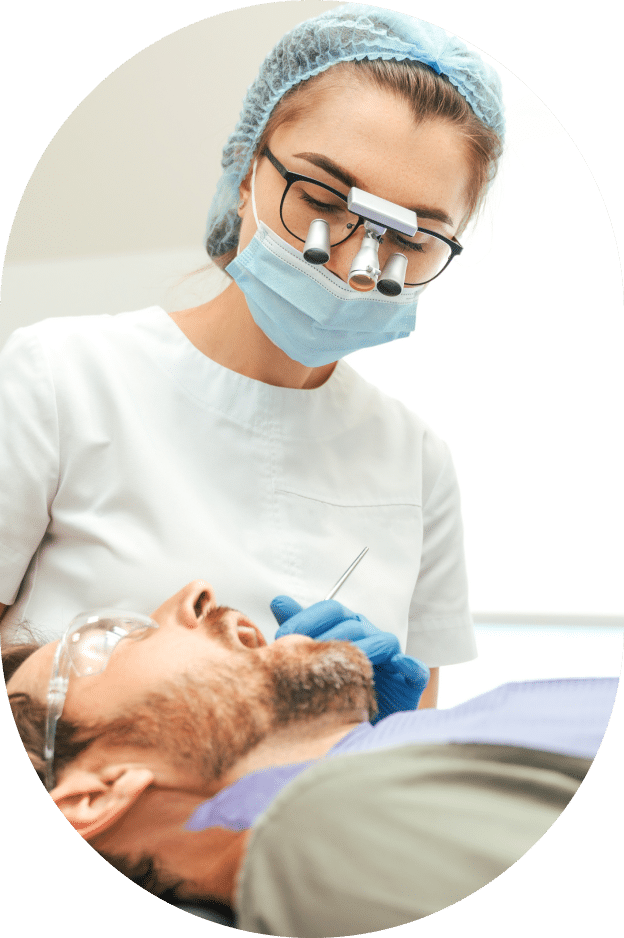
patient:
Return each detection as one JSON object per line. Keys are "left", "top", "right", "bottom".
{"left": 3, "top": 580, "right": 618, "bottom": 935}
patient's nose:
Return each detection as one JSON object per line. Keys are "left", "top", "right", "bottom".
{"left": 193, "top": 584, "right": 217, "bottom": 620}
{"left": 151, "top": 580, "right": 217, "bottom": 629}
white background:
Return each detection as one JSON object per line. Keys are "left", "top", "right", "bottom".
{"left": 1, "top": 2, "right": 622, "bottom": 621}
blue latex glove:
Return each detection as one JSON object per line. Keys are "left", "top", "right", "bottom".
{"left": 271, "top": 596, "right": 430, "bottom": 723}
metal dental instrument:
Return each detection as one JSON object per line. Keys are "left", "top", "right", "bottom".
{"left": 324, "top": 547, "right": 369, "bottom": 600}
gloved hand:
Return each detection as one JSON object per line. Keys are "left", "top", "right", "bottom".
{"left": 271, "top": 596, "right": 430, "bottom": 723}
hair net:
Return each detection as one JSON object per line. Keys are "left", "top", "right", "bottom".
{"left": 205, "top": 3, "right": 505, "bottom": 258}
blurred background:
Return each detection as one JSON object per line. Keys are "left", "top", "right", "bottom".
{"left": 1, "top": 1, "right": 622, "bottom": 705}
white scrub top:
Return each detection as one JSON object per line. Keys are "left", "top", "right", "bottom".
{"left": 0, "top": 308, "right": 476, "bottom": 665}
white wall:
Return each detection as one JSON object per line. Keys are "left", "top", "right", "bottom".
{"left": 3, "top": 1, "right": 621, "bottom": 621}
{"left": 2, "top": 2, "right": 341, "bottom": 264}
{"left": 347, "top": 66, "right": 624, "bottom": 620}
{"left": 438, "top": 624, "right": 623, "bottom": 708}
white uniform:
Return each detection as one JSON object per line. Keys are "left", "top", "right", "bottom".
{"left": 0, "top": 308, "right": 476, "bottom": 664}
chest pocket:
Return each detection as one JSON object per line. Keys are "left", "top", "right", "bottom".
{"left": 275, "top": 490, "right": 423, "bottom": 650}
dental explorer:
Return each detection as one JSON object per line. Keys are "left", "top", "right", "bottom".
{"left": 324, "top": 547, "right": 369, "bottom": 601}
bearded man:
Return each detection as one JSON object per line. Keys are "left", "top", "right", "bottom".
{"left": 4, "top": 580, "right": 617, "bottom": 935}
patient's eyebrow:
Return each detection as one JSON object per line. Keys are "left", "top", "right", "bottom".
{"left": 292, "top": 151, "right": 455, "bottom": 228}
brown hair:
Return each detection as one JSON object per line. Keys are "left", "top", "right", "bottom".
{"left": 212, "top": 57, "right": 502, "bottom": 269}
{"left": 3, "top": 647, "right": 185, "bottom": 898}
{"left": 2, "top": 642, "right": 173, "bottom": 787}
{"left": 2, "top": 642, "right": 102, "bottom": 786}
{"left": 2, "top": 644, "right": 232, "bottom": 913}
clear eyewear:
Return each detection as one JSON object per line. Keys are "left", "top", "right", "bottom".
{"left": 43, "top": 610, "right": 159, "bottom": 791}
{"left": 264, "top": 147, "right": 463, "bottom": 287}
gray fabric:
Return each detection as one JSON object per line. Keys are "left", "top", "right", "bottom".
{"left": 236, "top": 742, "right": 589, "bottom": 936}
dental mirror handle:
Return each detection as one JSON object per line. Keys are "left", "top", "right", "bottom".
{"left": 323, "top": 547, "right": 369, "bottom": 601}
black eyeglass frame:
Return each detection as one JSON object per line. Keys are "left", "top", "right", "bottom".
{"left": 263, "top": 147, "right": 463, "bottom": 286}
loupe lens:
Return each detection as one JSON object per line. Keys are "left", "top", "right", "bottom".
{"left": 377, "top": 253, "right": 408, "bottom": 296}
{"left": 348, "top": 272, "right": 377, "bottom": 291}
{"left": 348, "top": 234, "right": 381, "bottom": 291}
{"left": 303, "top": 218, "right": 331, "bottom": 264}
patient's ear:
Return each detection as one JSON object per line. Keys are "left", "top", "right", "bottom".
{"left": 51, "top": 765, "right": 154, "bottom": 840}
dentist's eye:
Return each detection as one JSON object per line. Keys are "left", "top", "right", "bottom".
{"left": 300, "top": 192, "right": 343, "bottom": 215}
{"left": 392, "top": 235, "right": 426, "bottom": 253}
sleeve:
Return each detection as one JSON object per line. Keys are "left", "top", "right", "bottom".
{"left": 0, "top": 327, "right": 59, "bottom": 604}
{"left": 236, "top": 744, "right": 576, "bottom": 936}
{"left": 405, "top": 432, "right": 477, "bottom": 666}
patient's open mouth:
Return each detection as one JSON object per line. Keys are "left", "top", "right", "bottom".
{"left": 236, "top": 619, "right": 265, "bottom": 649}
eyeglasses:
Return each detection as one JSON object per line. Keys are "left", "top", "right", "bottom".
{"left": 43, "top": 610, "right": 159, "bottom": 791}
{"left": 264, "top": 147, "right": 463, "bottom": 287}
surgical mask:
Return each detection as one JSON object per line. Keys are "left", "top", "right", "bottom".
{"left": 226, "top": 164, "right": 423, "bottom": 368}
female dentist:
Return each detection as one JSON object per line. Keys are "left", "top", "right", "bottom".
{"left": 0, "top": 5, "right": 504, "bottom": 710}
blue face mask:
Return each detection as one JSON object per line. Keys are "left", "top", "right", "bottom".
{"left": 226, "top": 166, "right": 423, "bottom": 368}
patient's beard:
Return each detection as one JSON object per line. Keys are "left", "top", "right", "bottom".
{"left": 268, "top": 639, "right": 377, "bottom": 726}
{"left": 96, "top": 655, "right": 275, "bottom": 787}
{"left": 96, "top": 639, "right": 375, "bottom": 786}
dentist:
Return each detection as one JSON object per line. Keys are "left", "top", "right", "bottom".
{"left": 0, "top": 5, "right": 504, "bottom": 709}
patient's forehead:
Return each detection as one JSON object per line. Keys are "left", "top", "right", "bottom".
{"left": 6, "top": 641, "right": 58, "bottom": 701}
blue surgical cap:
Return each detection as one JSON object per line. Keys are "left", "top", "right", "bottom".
{"left": 205, "top": 4, "right": 505, "bottom": 257}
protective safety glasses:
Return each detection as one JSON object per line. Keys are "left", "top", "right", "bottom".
{"left": 264, "top": 147, "right": 463, "bottom": 286}
{"left": 43, "top": 610, "right": 159, "bottom": 791}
